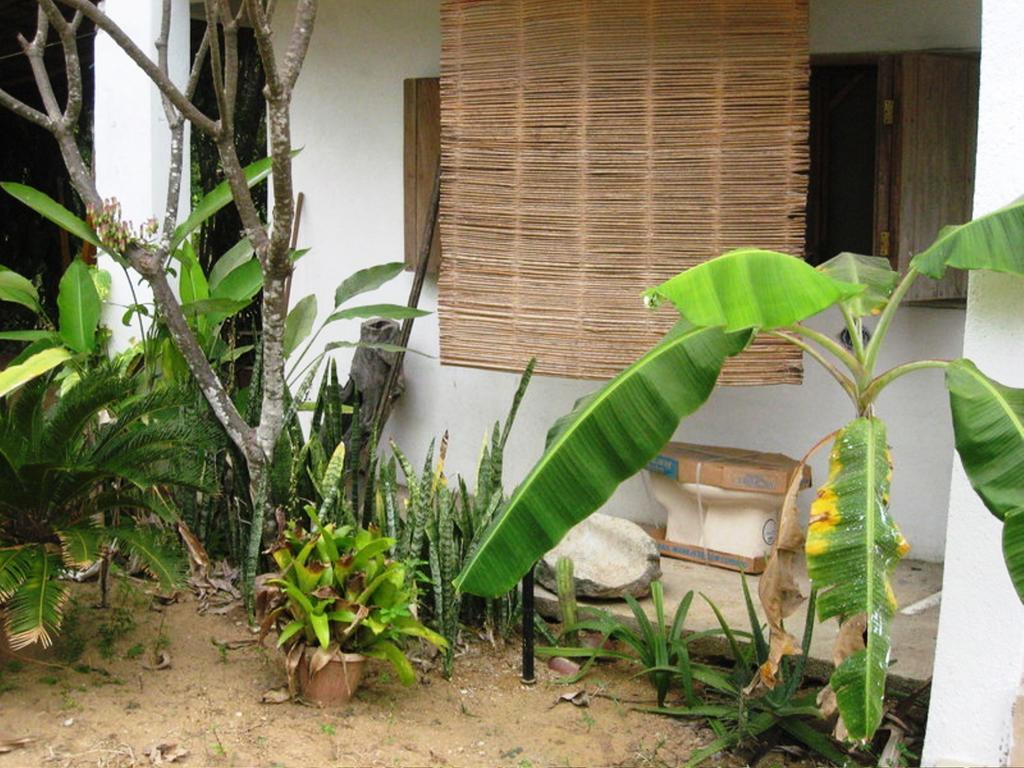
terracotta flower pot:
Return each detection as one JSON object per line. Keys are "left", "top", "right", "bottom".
{"left": 293, "top": 647, "right": 367, "bottom": 707}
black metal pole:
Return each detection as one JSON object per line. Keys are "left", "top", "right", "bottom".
{"left": 521, "top": 564, "right": 536, "bottom": 684}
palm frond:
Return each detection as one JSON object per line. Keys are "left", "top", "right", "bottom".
{"left": 0, "top": 546, "right": 32, "bottom": 600}
{"left": 40, "top": 371, "right": 125, "bottom": 458}
{"left": 4, "top": 547, "right": 70, "bottom": 650}
{"left": 56, "top": 525, "right": 103, "bottom": 567}
{"left": 111, "top": 527, "right": 185, "bottom": 589}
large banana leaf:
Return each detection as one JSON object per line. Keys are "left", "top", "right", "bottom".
{"left": 946, "top": 360, "right": 1024, "bottom": 522}
{"left": 817, "top": 252, "right": 898, "bottom": 317}
{"left": 946, "top": 359, "right": 1024, "bottom": 601}
{"left": 454, "top": 322, "right": 751, "bottom": 597}
{"left": 1004, "top": 510, "right": 1024, "bottom": 601}
{"left": 911, "top": 199, "right": 1024, "bottom": 279}
{"left": 645, "top": 249, "right": 862, "bottom": 331}
{"left": 805, "top": 418, "right": 908, "bottom": 741}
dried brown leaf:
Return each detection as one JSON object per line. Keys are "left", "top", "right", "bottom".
{"left": 754, "top": 466, "right": 808, "bottom": 692}
{"left": 144, "top": 742, "right": 189, "bottom": 764}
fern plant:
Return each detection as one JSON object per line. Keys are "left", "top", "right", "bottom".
{"left": 0, "top": 369, "right": 213, "bottom": 649}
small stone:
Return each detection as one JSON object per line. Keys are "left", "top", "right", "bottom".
{"left": 62, "top": 718, "right": 74, "bottom": 727}
{"left": 536, "top": 513, "right": 661, "bottom": 599}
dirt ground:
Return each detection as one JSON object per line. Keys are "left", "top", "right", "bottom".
{"left": 0, "top": 580, "right": 752, "bottom": 768}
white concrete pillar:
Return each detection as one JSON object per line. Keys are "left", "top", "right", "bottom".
{"left": 922, "top": 1, "right": 1024, "bottom": 765}
{"left": 93, "top": 0, "right": 190, "bottom": 348}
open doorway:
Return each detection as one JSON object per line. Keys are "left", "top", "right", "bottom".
{"left": 806, "top": 53, "right": 979, "bottom": 304}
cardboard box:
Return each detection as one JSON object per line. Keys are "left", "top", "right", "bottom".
{"left": 645, "top": 441, "right": 812, "bottom": 574}
{"left": 641, "top": 524, "right": 767, "bottom": 574}
{"left": 647, "top": 442, "right": 812, "bottom": 494}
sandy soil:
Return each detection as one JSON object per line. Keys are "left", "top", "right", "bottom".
{"left": 0, "top": 581, "right": 734, "bottom": 768}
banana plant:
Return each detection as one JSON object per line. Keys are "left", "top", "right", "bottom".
{"left": 456, "top": 199, "right": 1024, "bottom": 743}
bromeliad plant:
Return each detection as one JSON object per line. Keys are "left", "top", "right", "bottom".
{"left": 262, "top": 506, "right": 446, "bottom": 688}
{"left": 0, "top": 369, "right": 211, "bottom": 649}
{"left": 456, "top": 200, "right": 1024, "bottom": 743}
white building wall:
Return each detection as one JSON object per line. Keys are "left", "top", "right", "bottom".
{"left": 279, "top": 0, "right": 979, "bottom": 562}
{"left": 922, "top": 0, "right": 1024, "bottom": 763}
{"left": 94, "top": 0, "right": 190, "bottom": 346}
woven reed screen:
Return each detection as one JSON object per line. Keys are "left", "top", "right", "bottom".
{"left": 438, "top": 0, "right": 809, "bottom": 384}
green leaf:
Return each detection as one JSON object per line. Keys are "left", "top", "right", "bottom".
{"left": 178, "top": 243, "right": 209, "bottom": 306}
{"left": 946, "top": 360, "right": 1024, "bottom": 523}
{"left": 276, "top": 619, "right": 305, "bottom": 648}
{"left": 309, "top": 611, "right": 330, "bottom": 648}
{"left": 646, "top": 248, "right": 863, "bottom": 331}
{"left": 170, "top": 156, "right": 274, "bottom": 251}
{"left": 57, "top": 260, "right": 102, "bottom": 353}
{"left": 911, "top": 199, "right": 1024, "bottom": 279}
{"left": 208, "top": 238, "right": 255, "bottom": 291}
{"left": 181, "top": 298, "right": 250, "bottom": 321}
{"left": 805, "top": 418, "right": 908, "bottom": 742}
{"left": 361, "top": 639, "right": 416, "bottom": 685}
{"left": 334, "top": 262, "right": 405, "bottom": 307}
{"left": 454, "top": 321, "right": 751, "bottom": 597}
{"left": 0, "top": 347, "right": 72, "bottom": 399}
{"left": 0, "top": 267, "right": 42, "bottom": 312}
{"left": 0, "top": 330, "right": 56, "bottom": 343}
{"left": 284, "top": 295, "right": 318, "bottom": 358}
{"left": 211, "top": 259, "right": 262, "bottom": 304}
{"left": 817, "top": 252, "right": 899, "bottom": 317}
{"left": 4, "top": 548, "right": 69, "bottom": 650}
{"left": 1003, "top": 510, "right": 1024, "bottom": 602}
{"left": 325, "top": 303, "right": 430, "bottom": 324}
{"left": 1, "top": 182, "right": 101, "bottom": 247}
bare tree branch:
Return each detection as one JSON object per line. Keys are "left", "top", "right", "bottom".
{"left": 36, "top": 0, "right": 84, "bottom": 127}
{"left": 57, "top": 0, "right": 220, "bottom": 136}
{"left": 281, "top": 0, "right": 316, "bottom": 94}
{"left": 0, "top": 87, "right": 52, "bottom": 129}
{"left": 131, "top": 247, "right": 259, "bottom": 463}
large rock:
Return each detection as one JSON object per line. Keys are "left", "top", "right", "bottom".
{"left": 535, "top": 513, "right": 661, "bottom": 600}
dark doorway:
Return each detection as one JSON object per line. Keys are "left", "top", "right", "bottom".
{"left": 805, "top": 64, "right": 878, "bottom": 266}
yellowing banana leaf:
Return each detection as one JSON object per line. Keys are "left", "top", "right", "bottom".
{"left": 645, "top": 249, "right": 862, "bottom": 331}
{"left": 454, "top": 322, "right": 751, "bottom": 598}
{"left": 817, "top": 252, "right": 898, "bottom": 317}
{"left": 805, "top": 418, "right": 908, "bottom": 742}
{"left": 911, "top": 199, "right": 1024, "bottom": 279}
{"left": 946, "top": 360, "right": 1024, "bottom": 522}
{"left": 946, "top": 360, "right": 1024, "bottom": 602}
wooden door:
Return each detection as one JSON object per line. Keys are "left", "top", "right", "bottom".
{"left": 894, "top": 53, "right": 979, "bottom": 304}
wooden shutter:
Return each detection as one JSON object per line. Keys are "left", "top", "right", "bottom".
{"left": 893, "top": 53, "right": 979, "bottom": 305}
{"left": 438, "top": 0, "right": 809, "bottom": 384}
{"left": 404, "top": 77, "right": 442, "bottom": 274}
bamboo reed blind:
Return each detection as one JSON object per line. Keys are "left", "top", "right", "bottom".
{"left": 438, "top": 0, "right": 809, "bottom": 384}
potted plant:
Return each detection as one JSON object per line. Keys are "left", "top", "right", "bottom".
{"left": 262, "top": 506, "right": 446, "bottom": 706}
